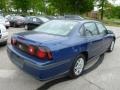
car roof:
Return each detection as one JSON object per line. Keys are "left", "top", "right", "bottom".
{"left": 26, "top": 16, "right": 49, "bottom": 22}
{"left": 79, "top": 20, "right": 100, "bottom": 23}
{"left": 64, "top": 15, "right": 84, "bottom": 20}
{"left": 52, "top": 19, "right": 100, "bottom": 24}
{"left": 50, "top": 19, "right": 81, "bottom": 23}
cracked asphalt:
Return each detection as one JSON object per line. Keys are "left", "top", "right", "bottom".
{"left": 0, "top": 26, "right": 120, "bottom": 90}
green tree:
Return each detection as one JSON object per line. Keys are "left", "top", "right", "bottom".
{"left": 30, "top": 0, "right": 46, "bottom": 15}
{"left": 12, "top": 0, "right": 31, "bottom": 15}
{"left": 0, "top": 0, "right": 8, "bottom": 14}
{"left": 45, "top": 4, "right": 57, "bottom": 15}
{"left": 95, "top": 0, "right": 117, "bottom": 20}
{"left": 113, "top": 6, "right": 120, "bottom": 19}
{"left": 48, "top": 0, "right": 94, "bottom": 15}
{"left": 104, "top": 2, "right": 114, "bottom": 18}
{"left": 95, "top": 0, "right": 107, "bottom": 20}
{"left": 105, "top": 5, "right": 120, "bottom": 19}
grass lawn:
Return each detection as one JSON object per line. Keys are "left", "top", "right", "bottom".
{"left": 102, "top": 18, "right": 120, "bottom": 27}
{"left": 84, "top": 16, "right": 120, "bottom": 27}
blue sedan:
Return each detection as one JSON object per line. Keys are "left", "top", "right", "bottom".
{"left": 7, "top": 20, "right": 116, "bottom": 80}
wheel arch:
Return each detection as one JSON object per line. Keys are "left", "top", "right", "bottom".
{"left": 113, "top": 36, "right": 116, "bottom": 41}
{"left": 80, "top": 51, "right": 88, "bottom": 62}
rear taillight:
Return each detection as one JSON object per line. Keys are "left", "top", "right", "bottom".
{"left": 36, "top": 48, "right": 52, "bottom": 60}
{"left": 28, "top": 45, "right": 35, "bottom": 55}
{"left": 11, "top": 38, "right": 52, "bottom": 60}
{"left": 11, "top": 38, "right": 17, "bottom": 45}
{"left": 27, "top": 45, "right": 52, "bottom": 60}
{"left": 37, "top": 48, "right": 47, "bottom": 59}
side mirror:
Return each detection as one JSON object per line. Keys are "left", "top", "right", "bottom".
{"left": 104, "top": 30, "right": 108, "bottom": 35}
{"left": 106, "top": 30, "right": 113, "bottom": 34}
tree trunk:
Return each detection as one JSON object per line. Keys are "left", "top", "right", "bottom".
{"left": 101, "top": 0, "right": 105, "bottom": 20}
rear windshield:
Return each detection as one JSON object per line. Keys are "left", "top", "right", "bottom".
{"left": 38, "top": 17, "right": 49, "bottom": 22}
{"left": 34, "top": 20, "right": 78, "bottom": 36}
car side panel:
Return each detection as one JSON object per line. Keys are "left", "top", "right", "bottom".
{"left": 85, "top": 35, "right": 103, "bottom": 59}
{"left": 102, "top": 34, "right": 114, "bottom": 52}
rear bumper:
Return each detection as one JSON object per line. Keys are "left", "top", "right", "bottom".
{"left": 7, "top": 45, "right": 70, "bottom": 80}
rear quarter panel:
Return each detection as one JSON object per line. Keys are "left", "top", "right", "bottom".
{"left": 49, "top": 37, "right": 88, "bottom": 62}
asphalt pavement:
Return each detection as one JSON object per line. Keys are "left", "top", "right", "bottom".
{"left": 0, "top": 26, "right": 120, "bottom": 90}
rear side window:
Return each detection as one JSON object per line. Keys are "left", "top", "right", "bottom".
{"left": 39, "top": 17, "right": 49, "bottom": 22}
{"left": 36, "top": 18, "right": 42, "bottom": 23}
{"left": 84, "top": 22, "right": 98, "bottom": 36}
{"left": 32, "top": 18, "right": 37, "bottom": 22}
{"left": 96, "top": 22, "right": 107, "bottom": 35}
{"left": 32, "top": 18, "right": 42, "bottom": 23}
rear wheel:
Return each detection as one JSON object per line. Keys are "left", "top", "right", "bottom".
{"left": 69, "top": 54, "right": 86, "bottom": 78}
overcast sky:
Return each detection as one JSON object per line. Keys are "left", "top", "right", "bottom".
{"left": 108, "top": 0, "right": 120, "bottom": 5}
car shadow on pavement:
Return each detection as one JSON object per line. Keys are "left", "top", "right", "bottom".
{"left": 0, "top": 44, "right": 6, "bottom": 47}
{"left": 36, "top": 54, "right": 104, "bottom": 90}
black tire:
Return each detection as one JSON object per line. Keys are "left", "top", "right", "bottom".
{"left": 6, "top": 26, "right": 9, "bottom": 29}
{"left": 69, "top": 54, "right": 86, "bottom": 78}
{"left": 107, "top": 40, "right": 115, "bottom": 52}
{"left": 0, "top": 41, "right": 7, "bottom": 46}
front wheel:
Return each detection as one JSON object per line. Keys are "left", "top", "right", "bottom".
{"left": 69, "top": 54, "right": 86, "bottom": 78}
{"left": 108, "top": 40, "right": 115, "bottom": 52}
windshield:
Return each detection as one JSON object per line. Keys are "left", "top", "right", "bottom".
{"left": 34, "top": 20, "right": 78, "bottom": 36}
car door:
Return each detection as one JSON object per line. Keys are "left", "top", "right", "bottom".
{"left": 96, "top": 22, "right": 112, "bottom": 52}
{"left": 84, "top": 22, "right": 104, "bottom": 59}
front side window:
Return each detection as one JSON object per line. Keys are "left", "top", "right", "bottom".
{"left": 96, "top": 22, "right": 107, "bottom": 35}
{"left": 84, "top": 22, "right": 98, "bottom": 36}
{"left": 34, "top": 20, "right": 78, "bottom": 36}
